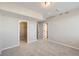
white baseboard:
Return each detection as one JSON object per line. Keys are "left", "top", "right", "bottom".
{"left": 48, "top": 40, "right": 79, "bottom": 50}
{"left": 2, "top": 44, "right": 19, "bottom": 51}
{"left": 1, "top": 39, "right": 37, "bottom": 51}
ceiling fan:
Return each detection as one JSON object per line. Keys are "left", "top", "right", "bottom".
{"left": 41, "top": 2, "right": 51, "bottom": 8}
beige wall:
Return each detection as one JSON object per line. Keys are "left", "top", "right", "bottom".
{"left": 47, "top": 8, "right": 79, "bottom": 49}
{"left": 0, "top": 12, "right": 37, "bottom": 51}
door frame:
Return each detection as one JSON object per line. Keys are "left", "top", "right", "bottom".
{"left": 43, "top": 23, "right": 48, "bottom": 39}
{"left": 18, "top": 20, "right": 29, "bottom": 44}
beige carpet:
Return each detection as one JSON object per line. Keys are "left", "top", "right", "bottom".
{"left": 1, "top": 40, "right": 79, "bottom": 56}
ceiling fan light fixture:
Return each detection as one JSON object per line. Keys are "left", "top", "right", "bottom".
{"left": 41, "top": 2, "right": 51, "bottom": 8}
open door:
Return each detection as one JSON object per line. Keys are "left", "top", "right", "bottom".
{"left": 43, "top": 23, "right": 48, "bottom": 39}
{"left": 20, "top": 22, "right": 27, "bottom": 43}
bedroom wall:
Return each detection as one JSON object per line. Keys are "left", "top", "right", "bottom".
{"left": 28, "top": 19, "right": 37, "bottom": 43}
{"left": 0, "top": 16, "right": 2, "bottom": 54}
{"left": 0, "top": 12, "right": 37, "bottom": 51}
{"left": 47, "top": 8, "right": 79, "bottom": 49}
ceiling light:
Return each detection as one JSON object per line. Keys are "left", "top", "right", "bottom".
{"left": 41, "top": 2, "right": 51, "bottom": 8}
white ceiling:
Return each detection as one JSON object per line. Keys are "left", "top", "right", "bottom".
{"left": 12, "top": 2, "right": 79, "bottom": 19}
{"left": 0, "top": 2, "right": 79, "bottom": 20}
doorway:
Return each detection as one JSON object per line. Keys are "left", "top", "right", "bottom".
{"left": 43, "top": 23, "right": 48, "bottom": 39}
{"left": 20, "top": 22, "right": 27, "bottom": 43}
